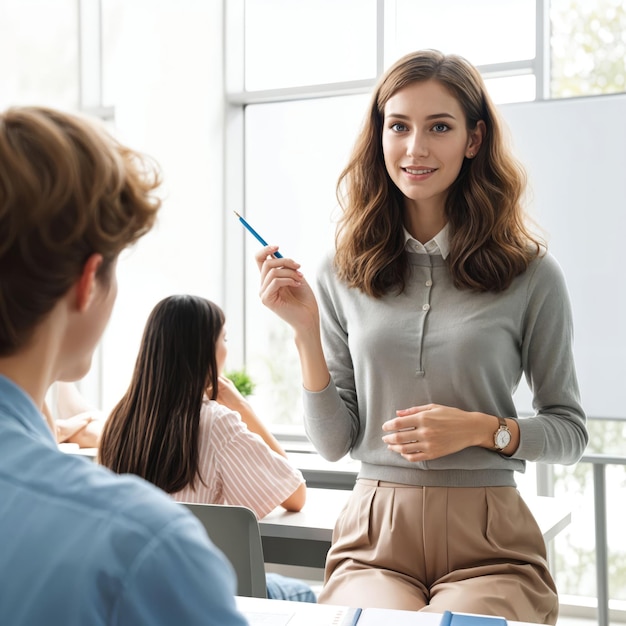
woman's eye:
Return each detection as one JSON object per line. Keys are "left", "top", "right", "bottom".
{"left": 390, "top": 122, "right": 408, "bottom": 132}
{"left": 432, "top": 123, "right": 449, "bottom": 133}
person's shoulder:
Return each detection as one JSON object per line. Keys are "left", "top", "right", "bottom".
{"left": 202, "top": 397, "right": 240, "bottom": 425}
{"left": 313, "top": 248, "right": 340, "bottom": 291}
{"left": 70, "top": 453, "right": 195, "bottom": 533}
{"left": 21, "top": 440, "right": 192, "bottom": 543}
{"left": 199, "top": 396, "right": 222, "bottom": 425}
{"left": 527, "top": 248, "right": 567, "bottom": 282}
{"left": 517, "top": 248, "right": 571, "bottom": 303}
{"left": 202, "top": 399, "right": 248, "bottom": 443}
{"left": 70, "top": 458, "right": 244, "bottom": 624}
{"left": 7, "top": 442, "right": 213, "bottom": 574}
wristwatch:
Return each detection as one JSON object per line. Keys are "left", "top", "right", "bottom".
{"left": 493, "top": 417, "right": 511, "bottom": 451}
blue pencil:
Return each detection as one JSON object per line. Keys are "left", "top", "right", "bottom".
{"left": 234, "top": 211, "right": 283, "bottom": 258}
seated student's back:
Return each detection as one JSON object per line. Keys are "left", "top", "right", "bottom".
{"left": 0, "top": 378, "right": 245, "bottom": 624}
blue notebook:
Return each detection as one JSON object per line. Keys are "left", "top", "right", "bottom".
{"left": 439, "top": 610, "right": 507, "bottom": 626}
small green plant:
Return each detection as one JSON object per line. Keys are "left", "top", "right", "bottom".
{"left": 224, "top": 369, "right": 256, "bottom": 397}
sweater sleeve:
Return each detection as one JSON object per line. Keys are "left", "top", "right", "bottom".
{"left": 302, "top": 254, "right": 361, "bottom": 461}
{"left": 514, "top": 253, "right": 588, "bottom": 464}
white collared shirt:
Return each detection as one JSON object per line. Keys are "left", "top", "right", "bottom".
{"left": 403, "top": 222, "right": 450, "bottom": 259}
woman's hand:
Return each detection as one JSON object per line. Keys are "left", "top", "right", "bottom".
{"left": 255, "top": 247, "right": 320, "bottom": 332}
{"left": 56, "top": 412, "right": 103, "bottom": 448}
{"left": 215, "top": 375, "right": 248, "bottom": 413}
{"left": 255, "top": 246, "right": 331, "bottom": 393}
{"left": 382, "top": 404, "right": 515, "bottom": 461}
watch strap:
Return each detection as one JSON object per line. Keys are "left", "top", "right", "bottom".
{"left": 493, "top": 417, "right": 511, "bottom": 450}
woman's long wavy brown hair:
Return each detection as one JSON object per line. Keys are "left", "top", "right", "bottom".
{"left": 335, "top": 49, "right": 542, "bottom": 297}
{"left": 98, "top": 295, "right": 225, "bottom": 494}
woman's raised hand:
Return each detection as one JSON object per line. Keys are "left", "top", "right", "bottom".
{"left": 255, "top": 246, "right": 330, "bottom": 392}
{"left": 254, "top": 246, "right": 320, "bottom": 332}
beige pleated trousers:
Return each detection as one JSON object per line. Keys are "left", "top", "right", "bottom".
{"left": 318, "top": 479, "right": 558, "bottom": 625}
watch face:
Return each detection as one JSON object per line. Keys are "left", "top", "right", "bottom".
{"left": 495, "top": 429, "right": 511, "bottom": 449}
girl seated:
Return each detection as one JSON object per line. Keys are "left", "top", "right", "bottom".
{"left": 98, "top": 294, "right": 315, "bottom": 602}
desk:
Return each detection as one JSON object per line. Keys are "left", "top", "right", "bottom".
{"left": 260, "top": 488, "right": 349, "bottom": 568}
{"left": 61, "top": 445, "right": 97, "bottom": 459}
{"left": 286, "top": 452, "right": 359, "bottom": 490}
{"left": 236, "top": 596, "right": 542, "bottom": 626}
{"left": 259, "top": 488, "right": 571, "bottom": 569}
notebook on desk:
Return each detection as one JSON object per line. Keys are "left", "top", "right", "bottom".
{"left": 357, "top": 608, "right": 507, "bottom": 626}
{"left": 241, "top": 602, "right": 360, "bottom": 626}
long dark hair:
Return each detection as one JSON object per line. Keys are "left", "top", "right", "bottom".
{"left": 335, "top": 49, "right": 541, "bottom": 297}
{"left": 98, "top": 294, "right": 225, "bottom": 493}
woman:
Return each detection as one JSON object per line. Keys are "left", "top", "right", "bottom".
{"left": 98, "top": 294, "right": 315, "bottom": 602}
{"left": 0, "top": 106, "right": 246, "bottom": 625}
{"left": 253, "top": 49, "right": 588, "bottom": 624}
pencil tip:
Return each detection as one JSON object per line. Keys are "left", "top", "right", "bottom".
{"left": 233, "top": 210, "right": 241, "bottom": 218}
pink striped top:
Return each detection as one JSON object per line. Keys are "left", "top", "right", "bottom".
{"left": 172, "top": 396, "right": 304, "bottom": 519}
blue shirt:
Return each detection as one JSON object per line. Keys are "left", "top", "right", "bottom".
{"left": 0, "top": 375, "right": 249, "bottom": 626}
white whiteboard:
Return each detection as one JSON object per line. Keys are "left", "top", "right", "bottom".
{"left": 500, "top": 94, "right": 626, "bottom": 419}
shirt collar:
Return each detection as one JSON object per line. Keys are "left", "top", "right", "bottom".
{"left": 403, "top": 222, "right": 450, "bottom": 259}
{"left": 0, "top": 374, "right": 57, "bottom": 447}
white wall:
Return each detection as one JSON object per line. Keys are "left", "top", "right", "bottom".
{"left": 502, "top": 93, "right": 626, "bottom": 419}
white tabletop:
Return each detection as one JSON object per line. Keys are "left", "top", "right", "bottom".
{"left": 260, "top": 488, "right": 350, "bottom": 542}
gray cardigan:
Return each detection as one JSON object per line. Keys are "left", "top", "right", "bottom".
{"left": 303, "top": 250, "right": 588, "bottom": 487}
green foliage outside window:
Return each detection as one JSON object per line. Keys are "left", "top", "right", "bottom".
{"left": 551, "top": 0, "right": 626, "bottom": 98}
{"left": 224, "top": 369, "right": 256, "bottom": 398}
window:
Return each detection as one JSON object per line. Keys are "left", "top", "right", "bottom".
{"left": 97, "top": 0, "right": 225, "bottom": 413}
{"left": 1, "top": 0, "right": 226, "bottom": 415}
{"left": 242, "top": 95, "right": 369, "bottom": 424}
{"left": 244, "top": 0, "right": 378, "bottom": 90}
{"left": 0, "top": 0, "right": 78, "bottom": 110}
{"left": 550, "top": 0, "right": 626, "bottom": 97}
{"left": 389, "top": 0, "right": 536, "bottom": 66}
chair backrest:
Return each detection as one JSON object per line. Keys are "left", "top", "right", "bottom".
{"left": 181, "top": 502, "right": 267, "bottom": 598}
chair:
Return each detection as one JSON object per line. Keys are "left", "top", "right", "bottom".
{"left": 181, "top": 502, "right": 267, "bottom": 598}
